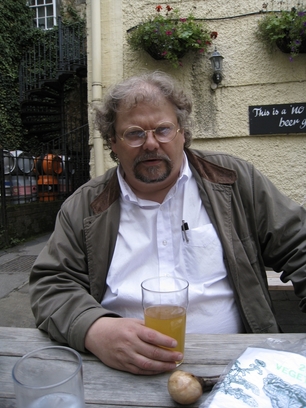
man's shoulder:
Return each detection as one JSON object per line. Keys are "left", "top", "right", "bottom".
{"left": 62, "top": 166, "right": 118, "bottom": 206}
{"left": 190, "top": 149, "right": 250, "bottom": 169}
{"left": 83, "top": 166, "right": 118, "bottom": 188}
{"left": 187, "top": 148, "right": 253, "bottom": 185}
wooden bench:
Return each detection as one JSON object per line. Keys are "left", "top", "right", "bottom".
{"left": 266, "top": 270, "right": 293, "bottom": 291}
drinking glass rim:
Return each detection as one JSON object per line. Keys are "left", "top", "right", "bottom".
{"left": 141, "top": 276, "right": 189, "bottom": 293}
{"left": 12, "top": 345, "right": 82, "bottom": 390}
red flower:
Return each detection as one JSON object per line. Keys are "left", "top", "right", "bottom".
{"left": 166, "top": 30, "right": 173, "bottom": 36}
{"left": 161, "top": 51, "right": 168, "bottom": 56}
{"left": 210, "top": 31, "right": 218, "bottom": 39}
{"left": 197, "top": 39, "right": 202, "bottom": 44}
{"left": 199, "top": 48, "right": 205, "bottom": 53}
{"left": 180, "top": 18, "right": 187, "bottom": 23}
{"left": 156, "top": 5, "right": 162, "bottom": 12}
{"left": 166, "top": 5, "right": 173, "bottom": 11}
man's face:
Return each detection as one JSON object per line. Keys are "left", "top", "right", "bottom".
{"left": 111, "top": 95, "right": 185, "bottom": 201}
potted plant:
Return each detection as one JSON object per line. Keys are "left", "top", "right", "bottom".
{"left": 256, "top": 7, "right": 306, "bottom": 60}
{"left": 127, "top": 5, "right": 217, "bottom": 67}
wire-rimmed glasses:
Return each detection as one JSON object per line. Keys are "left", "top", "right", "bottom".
{"left": 118, "top": 121, "right": 180, "bottom": 147}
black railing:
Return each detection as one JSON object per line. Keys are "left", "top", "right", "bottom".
{"left": 19, "top": 17, "right": 87, "bottom": 101}
{"left": 0, "top": 124, "right": 90, "bottom": 244}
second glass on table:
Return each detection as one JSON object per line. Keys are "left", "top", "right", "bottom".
{"left": 141, "top": 276, "right": 189, "bottom": 366}
{"left": 12, "top": 346, "right": 85, "bottom": 408}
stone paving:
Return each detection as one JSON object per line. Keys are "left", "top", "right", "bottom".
{"left": 0, "top": 233, "right": 51, "bottom": 328}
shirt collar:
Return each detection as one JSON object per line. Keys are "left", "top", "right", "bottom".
{"left": 117, "top": 152, "right": 190, "bottom": 205}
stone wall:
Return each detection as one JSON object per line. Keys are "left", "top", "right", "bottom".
{"left": 0, "top": 201, "right": 62, "bottom": 248}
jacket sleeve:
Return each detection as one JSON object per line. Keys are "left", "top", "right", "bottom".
{"left": 247, "top": 163, "right": 306, "bottom": 303}
{"left": 29, "top": 193, "right": 120, "bottom": 353}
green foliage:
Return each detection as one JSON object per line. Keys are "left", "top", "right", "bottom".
{"left": 22, "top": 9, "right": 85, "bottom": 83}
{"left": 0, "top": 0, "right": 35, "bottom": 149}
{"left": 0, "top": 1, "right": 86, "bottom": 152}
{"left": 24, "top": 28, "right": 59, "bottom": 80}
{"left": 128, "top": 5, "right": 216, "bottom": 68}
{"left": 257, "top": 7, "right": 306, "bottom": 59}
{"left": 0, "top": 0, "right": 34, "bottom": 64}
{"left": 8, "top": 237, "right": 25, "bottom": 248}
{"left": 61, "top": 3, "right": 86, "bottom": 26}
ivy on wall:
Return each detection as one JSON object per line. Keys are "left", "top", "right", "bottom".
{"left": 0, "top": 0, "right": 35, "bottom": 150}
{"left": 0, "top": 1, "right": 86, "bottom": 152}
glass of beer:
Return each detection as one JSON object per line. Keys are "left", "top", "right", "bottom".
{"left": 141, "top": 276, "right": 189, "bottom": 366}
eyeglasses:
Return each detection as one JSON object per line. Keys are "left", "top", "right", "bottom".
{"left": 118, "top": 122, "right": 180, "bottom": 147}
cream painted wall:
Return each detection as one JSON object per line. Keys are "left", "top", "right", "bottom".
{"left": 87, "top": 0, "right": 306, "bottom": 204}
{"left": 87, "top": 0, "right": 124, "bottom": 176}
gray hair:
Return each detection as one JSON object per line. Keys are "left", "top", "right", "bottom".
{"left": 95, "top": 71, "right": 193, "bottom": 162}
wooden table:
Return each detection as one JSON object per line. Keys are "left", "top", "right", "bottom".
{"left": 266, "top": 270, "right": 293, "bottom": 290}
{"left": 1, "top": 327, "right": 305, "bottom": 407}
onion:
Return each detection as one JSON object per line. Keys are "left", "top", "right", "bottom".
{"left": 167, "top": 370, "right": 219, "bottom": 405}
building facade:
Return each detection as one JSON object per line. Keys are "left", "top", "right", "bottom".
{"left": 86, "top": 0, "right": 306, "bottom": 205}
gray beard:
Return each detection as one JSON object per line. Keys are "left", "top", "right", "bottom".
{"left": 133, "top": 154, "right": 172, "bottom": 183}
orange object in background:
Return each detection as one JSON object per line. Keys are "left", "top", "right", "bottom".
{"left": 34, "top": 154, "right": 63, "bottom": 176}
{"left": 37, "top": 175, "right": 59, "bottom": 201}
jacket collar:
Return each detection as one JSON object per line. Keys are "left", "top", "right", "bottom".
{"left": 90, "top": 148, "right": 237, "bottom": 214}
{"left": 90, "top": 170, "right": 121, "bottom": 214}
{"left": 184, "top": 148, "right": 237, "bottom": 184}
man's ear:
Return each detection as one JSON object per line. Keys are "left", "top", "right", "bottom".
{"left": 181, "top": 129, "right": 185, "bottom": 142}
{"left": 110, "top": 137, "right": 117, "bottom": 153}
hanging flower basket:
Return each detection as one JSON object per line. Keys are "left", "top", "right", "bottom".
{"left": 256, "top": 7, "right": 306, "bottom": 60}
{"left": 127, "top": 5, "right": 217, "bottom": 68}
{"left": 145, "top": 46, "right": 166, "bottom": 60}
{"left": 145, "top": 43, "right": 187, "bottom": 61}
{"left": 276, "top": 36, "right": 306, "bottom": 53}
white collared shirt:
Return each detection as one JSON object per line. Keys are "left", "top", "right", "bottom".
{"left": 101, "top": 154, "right": 244, "bottom": 333}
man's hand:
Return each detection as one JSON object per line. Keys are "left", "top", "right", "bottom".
{"left": 84, "top": 317, "right": 183, "bottom": 375}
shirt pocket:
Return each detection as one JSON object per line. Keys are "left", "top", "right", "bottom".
{"left": 182, "top": 224, "right": 226, "bottom": 284}
{"left": 184, "top": 223, "right": 219, "bottom": 247}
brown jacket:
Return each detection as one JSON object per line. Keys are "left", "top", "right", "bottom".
{"left": 29, "top": 149, "right": 306, "bottom": 352}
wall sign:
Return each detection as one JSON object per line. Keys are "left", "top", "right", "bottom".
{"left": 249, "top": 103, "right": 306, "bottom": 135}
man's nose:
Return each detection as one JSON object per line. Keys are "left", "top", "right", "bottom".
{"left": 142, "top": 130, "right": 159, "bottom": 150}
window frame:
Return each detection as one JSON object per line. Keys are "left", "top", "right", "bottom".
{"left": 28, "top": 0, "right": 57, "bottom": 30}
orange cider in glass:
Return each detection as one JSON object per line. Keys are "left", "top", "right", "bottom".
{"left": 144, "top": 305, "right": 186, "bottom": 364}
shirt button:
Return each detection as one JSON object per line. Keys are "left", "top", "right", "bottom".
{"left": 162, "top": 240, "right": 167, "bottom": 246}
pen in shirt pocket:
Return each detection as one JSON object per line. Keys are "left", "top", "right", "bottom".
{"left": 181, "top": 220, "right": 189, "bottom": 243}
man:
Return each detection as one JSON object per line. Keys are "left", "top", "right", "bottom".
{"left": 30, "top": 71, "right": 306, "bottom": 376}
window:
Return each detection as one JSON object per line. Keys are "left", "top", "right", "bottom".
{"left": 28, "top": 0, "right": 57, "bottom": 30}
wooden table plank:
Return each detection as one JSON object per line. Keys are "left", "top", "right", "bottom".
{"left": 266, "top": 270, "right": 293, "bottom": 290}
{"left": 1, "top": 328, "right": 306, "bottom": 407}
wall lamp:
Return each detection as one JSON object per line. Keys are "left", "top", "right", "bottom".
{"left": 209, "top": 48, "right": 224, "bottom": 88}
